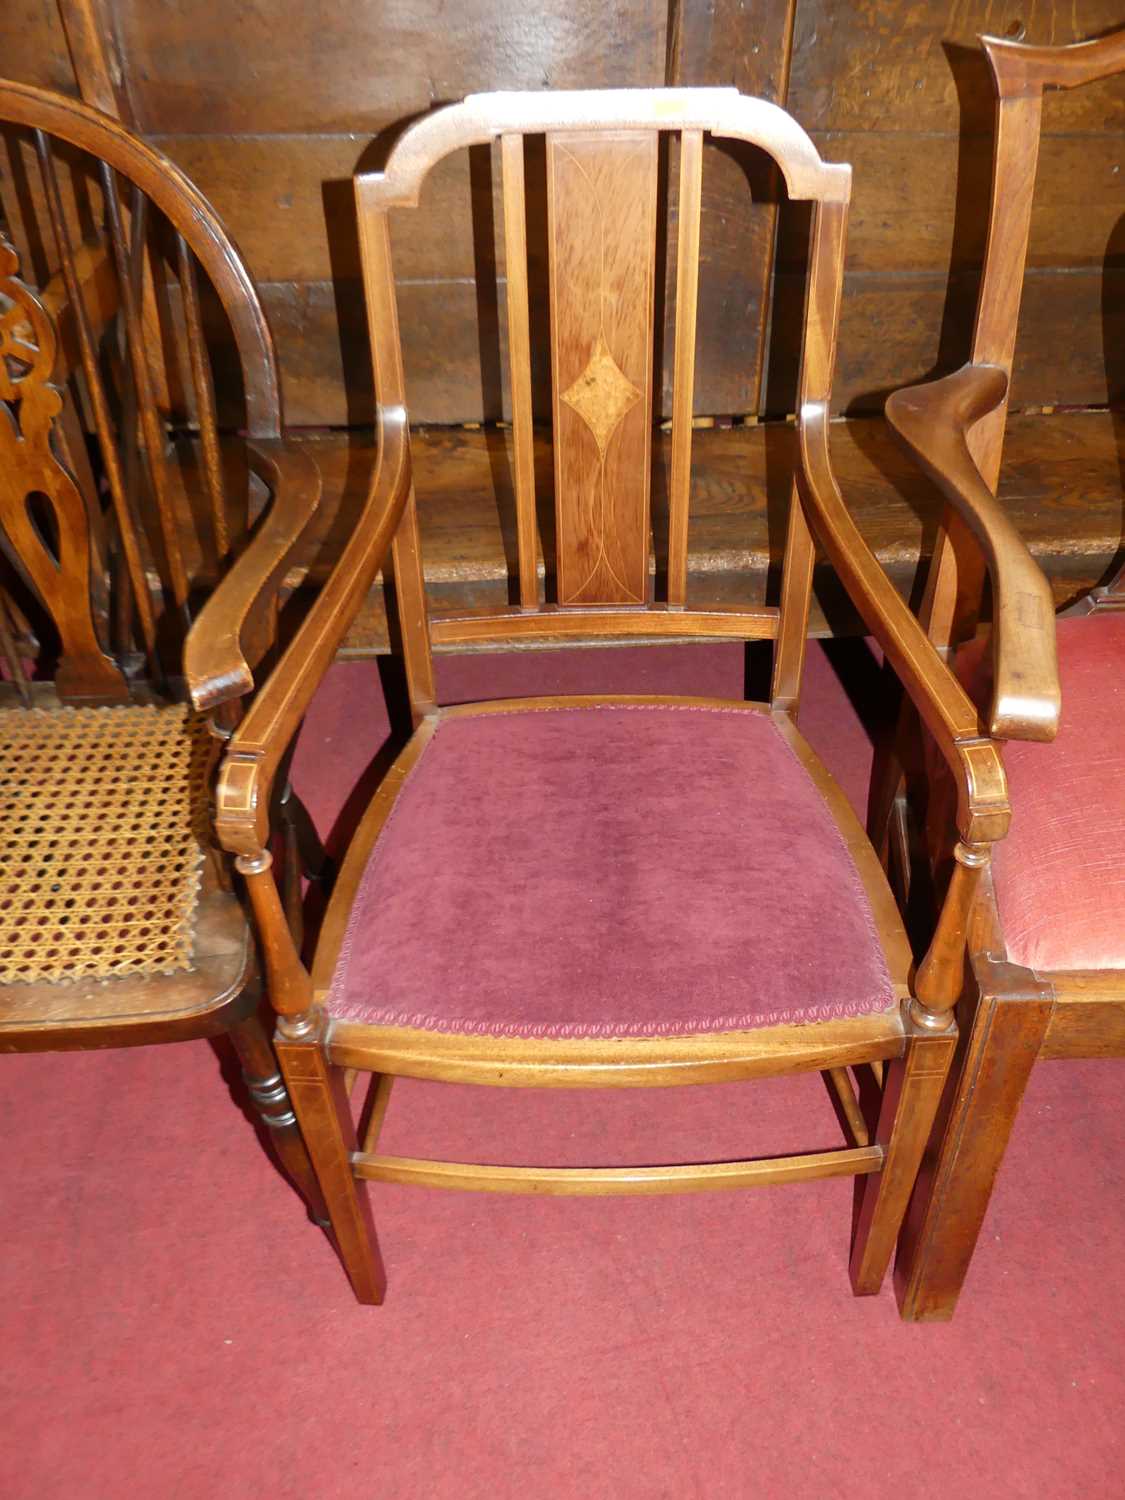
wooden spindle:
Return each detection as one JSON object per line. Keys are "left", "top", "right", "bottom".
{"left": 100, "top": 165, "right": 189, "bottom": 613}
{"left": 912, "top": 841, "right": 990, "bottom": 1030}
{"left": 177, "top": 232, "right": 229, "bottom": 564}
{"left": 34, "top": 129, "right": 159, "bottom": 669}
{"left": 500, "top": 133, "right": 538, "bottom": 607}
{"left": 667, "top": 128, "right": 703, "bottom": 607}
{"left": 0, "top": 589, "right": 32, "bottom": 706}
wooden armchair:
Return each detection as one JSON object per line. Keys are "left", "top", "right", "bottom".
{"left": 196, "top": 88, "right": 1012, "bottom": 1310}
{"left": 880, "top": 29, "right": 1125, "bottom": 1320}
{"left": 0, "top": 81, "right": 326, "bottom": 1222}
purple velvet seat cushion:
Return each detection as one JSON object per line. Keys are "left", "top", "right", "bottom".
{"left": 326, "top": 705, "right": 895, "bottom": 1037}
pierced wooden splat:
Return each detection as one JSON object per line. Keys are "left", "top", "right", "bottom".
{"left": 0, "top": 236, "right": 128, "bottom": 702}
{"left": 547, "top": 131, "right": 658, "bottom": 607}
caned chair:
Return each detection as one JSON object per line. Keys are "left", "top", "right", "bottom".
{"left": 0, "top": 80, "right": 326, "bottom": 1221}
{"left": 193, "top": 88, "right": 1013, "bottom": 1309}
{"left": 879, "top": 29, "right": 1125, "bottom": 1319}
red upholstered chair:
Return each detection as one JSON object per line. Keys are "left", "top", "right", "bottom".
{"left": 880, "top": 30, "right": 1125, "bottom": 1320}
{"left": 192, "top": 89, "right": 1012, "bottom": 1309}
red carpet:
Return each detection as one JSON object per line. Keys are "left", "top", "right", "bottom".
{"left": 3, "top": 644, "right": 1122, "bottom": 1498}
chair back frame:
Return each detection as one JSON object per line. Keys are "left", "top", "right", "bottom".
{"left": 923, "top": 30, "right": 1125, "bottom": 649}
{"left": 0, "top": 80, "right": 283, "bottom": 701}
{"left": 353, "top": 88, "right": 853, "bottom": 723}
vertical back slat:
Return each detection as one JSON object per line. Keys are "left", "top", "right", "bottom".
{"left": 101, "top": 166, "right": 189, "bottom": 613}
{"left": 500, "top": 133, "right": 539, "bottom": 608}
{"left": 547, "top": 130, "right": 658, "bottom": 606}
{"left": 177, "top": 232, "right": 229, "bottom": 563}
{"left": 34, "top": 130, "right": 158, "bottom": 668}
{"left": 666, "top": 128, "right": 703, "bottom": 608}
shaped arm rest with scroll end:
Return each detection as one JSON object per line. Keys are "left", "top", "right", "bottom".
{"left": 885, "top": 364, "right": 1060, "bottom": 744}
{"left": 797, "top": 399, "right": 1011, "bottom": 847}
{"left": 184, "top": 438, "right": 324, "bottom": 713}
{"left": 203, "top": 411, "right": 413, "bottom": 859}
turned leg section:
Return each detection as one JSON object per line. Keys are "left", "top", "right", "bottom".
{"left": 850, "top": 1014, "right": 957, "bottom": 1297}
{"left": 894, "top": 971, "right": 1052, "bottom": 1322}
{"left": 275, "top": 1011, "right": 387, "bottom": 1306}
{"left": 228, "top": 1009, "right": 328, "bottom": 1226}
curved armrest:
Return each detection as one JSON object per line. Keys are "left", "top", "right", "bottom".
{"left": 885, "top": 364, "right": 1060, "bottom": 743}
{"left": 210, "top": 409, "right": 413, "bottom": 858}
{"left": 798, "top": 402, "right": 1010, "bottom": 846}
{"left": 185, "top": 438, "right": 324, "bottom": 712}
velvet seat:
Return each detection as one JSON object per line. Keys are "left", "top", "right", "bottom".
{"left": 967, "top": 614, "right": 1125, "bottom": 973}
{"left": 326, "top": 705, "right": 896, "bottom": 1037}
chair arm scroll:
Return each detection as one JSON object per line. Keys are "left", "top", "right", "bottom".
{"left": 185, "top": 438, "right": 324, "bottom": 713}
{"left": 210, "top": 410, "right": 413, "bottom": 858}
{"left": 797, "top": 402, "right": 1010, "bottom": 846}
{"left": 885, "top": 364, "right": 1060, "bottom": 744}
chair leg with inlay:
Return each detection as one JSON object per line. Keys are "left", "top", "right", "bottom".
{"left": 274, "top": 1014, "right": 387, "bottom": 1305}
{"left": 849, "top": 1012, "right": 958, "bottom": 1297}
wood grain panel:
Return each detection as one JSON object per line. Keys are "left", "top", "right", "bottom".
{"left": 548, "top": 132, "right": 658, "bottom": 605}
{"left": 766, "top": 266, "right": 1125, "bottom": 415}
{"left": 112, "top": 0, "right": 667, "bottom": 134}
{"left": 789, "top": 0, "right": 1125, "bottom": 133}
{"left": 2, "top": 1, "right": 78, "bottom": 93}
{"left": 807, "top": 130, "right": 1125, "bottom": 274}
{"left": 149, "top": 135, "right": 495, "bottom": 285}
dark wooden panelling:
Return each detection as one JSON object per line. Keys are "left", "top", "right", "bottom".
{"left": 3, "top": 1, "right": 77, "bottom": 92}
{"left": 826, "top": 268, "right": 1125, "bottom": 413}
{"left": 811, "top": 131, "right": 1125, "bottom": 274}
{"left": 789, "top": 0, "right": 1125, "bottom": 133}
{"left": 781, "top": 0, "right": 1125, "bottom": 414}
{"left": 113, "top": 0, "right": 668, "bottom": 134}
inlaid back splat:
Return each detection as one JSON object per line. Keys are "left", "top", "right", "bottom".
{"left": 547, "top": 132, "right": 658, "bottom": 606}
{"left": 0, "top": 238, "right": 128, "bottom": 702}
{"left": 352, "top": 89, "right": 852, "bottom": 702}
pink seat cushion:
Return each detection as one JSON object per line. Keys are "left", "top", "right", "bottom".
{"left": 326, "top": 705, "right": 894, "bottom": 1037}
{"left": 960, "top": 613, "right": 1125, "bottom": 972}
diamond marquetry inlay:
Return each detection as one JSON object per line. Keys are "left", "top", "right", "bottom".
{"left": 560, "top": 334, "right": 641, "bottom": 456}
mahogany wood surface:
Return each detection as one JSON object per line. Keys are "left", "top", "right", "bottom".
{"left": 884, "top": 29, "right": 1125, "bottom": 1322}
{"left": 197, "top": 87, "right": 1018, "bottom": 1311}
{"left": 548, "top": 130, "right": 657, "bottom": 606}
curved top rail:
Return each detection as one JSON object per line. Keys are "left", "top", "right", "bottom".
{"left": 0, "top": 79, "right": 282, "bottom": 437}
{"left": 983, "top": 29, "right": 1125, "bottom": 99}
{"left": 359, "top": 87, "right": 851, "bottom": 209}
